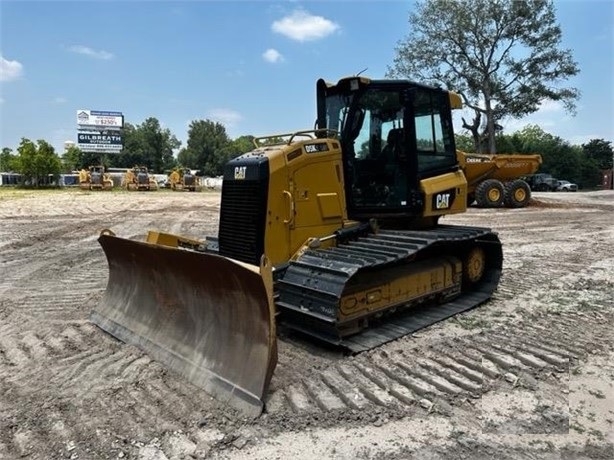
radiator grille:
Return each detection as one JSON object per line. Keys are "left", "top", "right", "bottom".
{"left": 218, "top": 179, "right": 268, "bottom": 265}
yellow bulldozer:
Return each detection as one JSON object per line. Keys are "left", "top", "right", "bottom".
{"left": 122, "top": 165, "right": 158, "bottom": 191}
{"left": 168, "top": 167, "right": 202, "bottom": 191}
{"left": 78, "top": 165, "right": 114, "bottom": 191}
{"left": 91, "top": 76, "right": 503, "bottom": 417}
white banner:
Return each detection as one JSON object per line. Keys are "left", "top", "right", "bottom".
{"left": 77, "top": 143, "right": 123, "bottom": 152}
{"left": 77, "top": 110, "right": 123, "bottom": 128}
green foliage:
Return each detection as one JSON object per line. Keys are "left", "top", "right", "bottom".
{"left": 388, "top": 0, "right": 580, "bottom": 153}
{"left": 454, "top": 134, "right": 474, "bottom": 152}
{"left": 14, "top": 138, "right": 62, "bottom": 186}
{"left": 495, "top": 125, "right": 602, "bottom": 188}
{"left": 231, "top": 135, "right": 256, "bottom": 157}
{"left": 179, "top": 120, "right": 232, "bottom": 176}
{"left": 582, "top": 139, "right": 613, "bottom": 170}
{"left": 112, "top": 118, "right": 180, "bottom": 172}
{"left": 1, "top": 147, "right": 17, "bottom": 171}
{"left": 61, "top": 145, "right": 84, "bottom": 172}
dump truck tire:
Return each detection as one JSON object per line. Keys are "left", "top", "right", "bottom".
{"left": 475, "top": 179, "right": 505, "bottom": 208}
{"left": 504, "top": 179, "right": 531, "bottom": 208}
{"left": 91, "top": 232, "right": 277, "bottom": 418}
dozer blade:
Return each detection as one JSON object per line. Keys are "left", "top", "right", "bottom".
{"left": 91, "top": 232, "right": 277, "bottom": 418}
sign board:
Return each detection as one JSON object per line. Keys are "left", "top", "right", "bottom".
{"left": 78, "top": 132, "right": 122, "bottom": 145}
{"left": 77, "top": 110, "right": 123, "bottom": 129}
{"left": 77, "top": 144, "right": 123, "bottom": 152}
{"left": 77, "top": 131, "right": 123, "bottom": 152}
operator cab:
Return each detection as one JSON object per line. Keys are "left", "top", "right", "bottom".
{"left": 316, "top": 77, "right": 459, "bottom": 220}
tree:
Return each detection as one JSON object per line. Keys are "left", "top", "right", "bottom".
{"left": 139, "top": 117, "right": 181, "bottom": 173}
{"left": 115, "top": 119, "right": 180, "bottom": 172}
{"left": 454, "top": 134, "right": 475, "bottom": 152}
{"left": 61, "top": 145, "right": 84, "bottom": 172}
{"left": 231, "top": 135, "right": 256, "bottom": 157}
{"left": 582, "top": 139, "right": 613, "bottom": 170}
{"left": 14, "top": 138, "right": 62, "bottom": 186}
{"left": 180, "top": 120, "right": 232, "bottom": 176}
{"left": 500, "top": 125, "right": 601, "bottom": 188}
{"left": 388, "top": 0, "right": 580, "bottom": 153}
{"left": 1, "top": 147, "right": 16, "bottom": 171}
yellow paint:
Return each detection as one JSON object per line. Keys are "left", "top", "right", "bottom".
{"left": 339, "top": 257, "right": 462, "bottom": 321}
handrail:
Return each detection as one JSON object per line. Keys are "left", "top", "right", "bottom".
{"left": 253, "top": 129, "right": 339, "bottom": 148}
{"left": 282, "top": 190, "right": 294, "bottom": 226}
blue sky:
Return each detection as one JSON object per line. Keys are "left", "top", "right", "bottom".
{"left": 1, "top": 0, "right": 613, "bottom": 154}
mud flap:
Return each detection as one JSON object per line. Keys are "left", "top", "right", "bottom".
{"left": 91, "top": 232, "right": 277, "bottom": 418}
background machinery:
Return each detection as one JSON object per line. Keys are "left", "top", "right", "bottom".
{"left": 523, "top": 173, "right": 560, "bottom": 192}
{"left": 122, "top": 165, "right": 158, "bottom": 191}
{"left": 458, "top": 152, "right": 542, "bottom": 208}
{"left": 78, "top": 165, "right": 114, "bottom": 191}
{"left": 168, "top": 167, "right": 202, "bottom": 191}
{"left": 92, "top": 76, "right": 503, "bottom": 417}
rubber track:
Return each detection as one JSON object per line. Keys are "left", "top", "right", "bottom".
{"left": 276, "top": 225, "right": 502, "bottom": 353}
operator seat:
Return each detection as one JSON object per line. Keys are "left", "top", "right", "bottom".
{"left": 382, "top": 128, "right": 405, "bottom": 164}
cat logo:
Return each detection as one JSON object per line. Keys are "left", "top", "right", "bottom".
{"left": 234, "top": 166, "right": 247, "bottom": 180}
{"left": 436, "top": 193, "right": 451, "bottom": 209}
{"left": 431, "top": 189, "right": 456, "bottom": 210}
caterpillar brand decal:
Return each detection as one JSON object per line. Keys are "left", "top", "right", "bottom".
{"left": 234, "top": 166, "right": 247, "bottom": 180}
{"left": 304, "top": 143, "right": 329, "bottom": 153}
{"left": 432, "top": 189, "right": 456, "bottom": 210}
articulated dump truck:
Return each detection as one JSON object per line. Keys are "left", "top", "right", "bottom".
{"left": 91, "top": 77, "right": 503, "bottom": 417}
{"left": 458, "top": 151, "right": 542, "bottom": 208}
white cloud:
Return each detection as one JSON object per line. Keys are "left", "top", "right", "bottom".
{"left": 536, "top": 99, "right": 564, "bottom": 113}
{"left": 569, "top": 134, "right": 602, "bottom": 146}
{"left": 500, "top": 100, "right": 568, "bottom": 133}
{"left": 0, "top": 56, "right": 24, "bottom": 82}
{"left": 262, "top": 48, "right": 284, "bottom": 64}
{"left": 272, "top": 9, "right": 340, "bottom": 42}
{"left": 68, "top": 45, "right": 114, "bottom": 60}
{"left": 206, "top": 108, "right": 243, "bottom": 128}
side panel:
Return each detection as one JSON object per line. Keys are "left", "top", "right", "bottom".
{"left": 420, "top": 170, "right": 467, "bottom": 217}
{"left": 289, "top": 143, "right": 347, "bottom": 253}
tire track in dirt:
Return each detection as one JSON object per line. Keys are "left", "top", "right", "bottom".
{"left": 2, "top": 192, "right": 613, "bottom": 460}
{"left": 1, "top": 195, "right": 224, "bottom": 459}
{"left": 265, "top": 311, "right": 612, "bottom": 425}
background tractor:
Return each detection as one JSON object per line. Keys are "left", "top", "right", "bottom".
{"left": 122, "top": 166, "right": 158, "bottom": 191}
{"left": 78, "top": 165, "right": 113, "bottom": 191}
{"left": 168, "top": 167, "right": 201, "bottom": 191}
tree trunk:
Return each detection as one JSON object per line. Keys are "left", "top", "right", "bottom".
{"left": 483, "top": 87, "right": 497, "bottom": 154}
{"left": 462, "top": 111, "right": 483, "bottom": 153}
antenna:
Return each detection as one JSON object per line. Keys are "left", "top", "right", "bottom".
{"left": 356, "top": 67, "right": 368, "bottom": 77}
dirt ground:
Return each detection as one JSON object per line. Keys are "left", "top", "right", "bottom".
{"left": 0, "top": 188, "right": 612, "bottom": 460}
